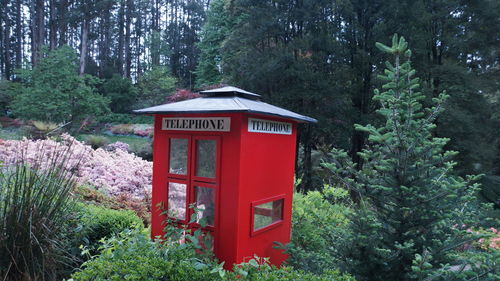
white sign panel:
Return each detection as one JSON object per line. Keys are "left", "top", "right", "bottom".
{"left": 248, "top": 118, "right": 292, "bottom": 135}
{"left": 162, "top": 117, "right": 231, "bottom": 132}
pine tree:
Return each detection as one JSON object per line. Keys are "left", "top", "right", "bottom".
{"left": 323, "top": 35, "right": 491, "bottom": 281}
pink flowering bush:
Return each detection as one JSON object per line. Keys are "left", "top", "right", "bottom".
{"left": 0, "top": 134, "right": 152, "bottom": 200}
{"left": 166, "top": 88, "right": 200, "bottom": 103}
{"left": 466, "top": 227, "right": 500, "bottom": 251}
{"left": 104, "top": 141, "right": 130, "bottom": 152}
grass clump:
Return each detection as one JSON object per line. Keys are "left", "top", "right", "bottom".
{"left": 0, "top": 143, "right": 80, "bottom": 280}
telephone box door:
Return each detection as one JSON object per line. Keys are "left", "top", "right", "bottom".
{"left": 165, "top": 135, "right": 220, "bottom": 239}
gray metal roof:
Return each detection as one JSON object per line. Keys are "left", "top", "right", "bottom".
{"left": 133, "top": 86, "right": 317, "bottom": 123}
{"left": 200, "top": 86, "right": 261, "bottom": 100}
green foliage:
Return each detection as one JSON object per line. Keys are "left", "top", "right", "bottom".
{"left": 323, "top": 35, "right": 494, "bottom": 281}
{"left": 100, "top": 74, "right": 138, "bottom": 113}
{"left": 137, "top": 66, "right": 177, "bottom": 107}
{"left": 73, "top": 185, "right": 150, "bottom": 225}
{"left": 10, "top": 46, "right": 110, "bottom": 125}
{"left": 0, "top": 80, "right": 22, "bottom": 116}
{"left": 281, "top": 186, "right": 352, "bottom": 274}
{"left": 96, "top": 113, "right": 153, "bottom": 124}
{"left": 70, "top": 203, "right": 143, "bottom": 257}
{"left": 194, "top": 0, "right": 231, "bottom": 87}
{"left": 70, "top": 228, "right": 356, "bottom": 281}
{"left": 0, "top": 143, "right": 79, "bottom": 280}
{"left": 230, "top": 257, "right": 355, "bottom": 281}
{"left": 70, "top": 229, "right": 221, "bottom": 281}
{"left": 84, "top": 135, "right": 109, "bottom": 149}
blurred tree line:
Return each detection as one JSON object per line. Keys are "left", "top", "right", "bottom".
{"left": 0, "top": 0, "right": 498, "bottom": 205}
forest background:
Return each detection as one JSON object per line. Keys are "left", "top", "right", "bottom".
{"left": 0, "top": 0, "right": 498, "bottom": 205}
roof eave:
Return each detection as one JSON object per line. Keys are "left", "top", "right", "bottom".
{"left": 132, "top": 109, "right": 317, "bottom": 123}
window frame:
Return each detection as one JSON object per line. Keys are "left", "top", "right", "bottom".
{"left": 250, "top": 194, "right": 285, "bottom": 236}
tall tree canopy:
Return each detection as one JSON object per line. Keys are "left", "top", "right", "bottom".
{"left": 0, "top": 0, "right": 497, "bottom": 200}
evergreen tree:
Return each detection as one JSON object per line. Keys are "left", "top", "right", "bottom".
{"left": 194, "top": 0, "right": 231, "bottom": 88}
{"left": 323, "top": 35, "right": 492, "bottom": 281}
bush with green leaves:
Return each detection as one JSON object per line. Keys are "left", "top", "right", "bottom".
{"left": 280, "top": 185, "right": 352, "bottom": 274}
{"left": 0, "top": 142, "right": 81, "bottom": 280}
{"left": 70, "top": 228, "right": 355, "bottom": 281}
{"left": 10, "top": 46, "right": 109, "bottom": 126}
{"left": 137, "top": 66, "right": 177, "bottom": 108}
{"left": 70, "top": 203, "right": 144, "bottom": 257}
{"left": 71, "top": 206, "right": 355, "bottom": 281}
{"left": 99, "top": 74, "right": 138, "bottom": 113}
{"left": 230, "top": 257, "right": 355, "bottom": 281}
{"left": 70, "top": 228, "right": 221, "bottom": 281}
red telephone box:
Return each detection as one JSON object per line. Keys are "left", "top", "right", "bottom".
{"left": 134, "top": 86, "right": 316, "bottom": 267}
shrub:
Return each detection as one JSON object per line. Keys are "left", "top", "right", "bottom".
{"left": 0, "top": 141, "right": 81, "bottom": 280}
{"left": 70, "top": 203, "right": 144, "bottom": 256}
{"left": 104, "top": 141, "right": 130, "bottom": 152}
{"left": 281, "top": 185, "right": 352, "bottom": 274}
{"left": 10, "top": 46, "right": 109, "bottom": 125}
{"left": 109, "top": 123, "right": 134, "bottom": 135}
{"left": 131, "top": 140, "right": 153, "bottom": 161}
{"left": 70, "top": 229, "right": 355, "bottom": 281}
{"left": 109, "top": 123, "right": 153, "bottom": 137}
{"left": 97, "top": 113, "right": 135, "bottom": 124}
{"left": 84, "top": 135, "right": 109, "bottom": 149}
{"left": 229, "top": 257, "right": 355, "bottom": 281}
{"left": 74, "top": 185, "right": 150, "bottom": 225}
{"left": 70, "top": 229, "right": 220, "bottom": 281}
{"left": 0, "top": 134, "right": 152, "bottom": 200}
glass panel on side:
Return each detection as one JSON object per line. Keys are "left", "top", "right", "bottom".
{"left": 194, "top": 186, "right": 215, "bottom": 226}
{"left": 195, "top": 139, "right": 216, "bottom": 178}
{"left": 169, "top": 138, "right": 188, "bottom": 175}
{"left": 168, "top": 182, "right": 187, "bottom": 220}
{"left": 253, "top": 199, "right": 284, "bottom": 231}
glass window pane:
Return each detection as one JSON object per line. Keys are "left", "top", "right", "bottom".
{"left": 168, "top": 182, "right": 187, "bottom": 220}
{"left": 195, "top": 186, "right": 215, "bottom": 226}
{"left": 169, "top": 138, "right": 188, "bottom": 174}
{"left": 253, "top": 199, "right": 284, "bottom": 231}
{"left": 196, "top": 139, "right": 216, "bottom": 178}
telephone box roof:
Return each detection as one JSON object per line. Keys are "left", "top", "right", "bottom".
{"left": 133, "top": 86, "right": 317, "bottom": 123}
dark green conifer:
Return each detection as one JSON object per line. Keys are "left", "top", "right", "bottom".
{"left": 324, "top": 35, "right": 494, "bottom": 281}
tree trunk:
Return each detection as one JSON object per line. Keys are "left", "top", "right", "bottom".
{"left": 135, "top": 5, "right": 142, "bottom": 76}
{"left": 3, "top": 10, "right": 12, "bottom": 79}
{"left": 58, "top": 0, "right": 68, "bottom": 46}
{"left": 49, "top": 0, "right": 57, "bottom": 50}
{"left": 0, "top": 0, "right": 5, "bottom": 79}
{"left": 117, "top": 1, "right": 125, "bottom": 75}
{"left": 15, "top": 0, "right": 22, "bottom": 69}
{"left": 99, "top": 7, "right": 111, "bottom": 78}
{"left": 124, "top": 0, "right": 132, "bottom": 78}
{"left": 299, "top": 124, "right": 313, "bottom": 192}
{"left": 151, "top": 0, "right": 160, "bottom": 66}
{"left": 30, "top": 0, "right": 44, "bottom": 67}
{"left": 79, "top": 18, "right": 89, "bottom": 76}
